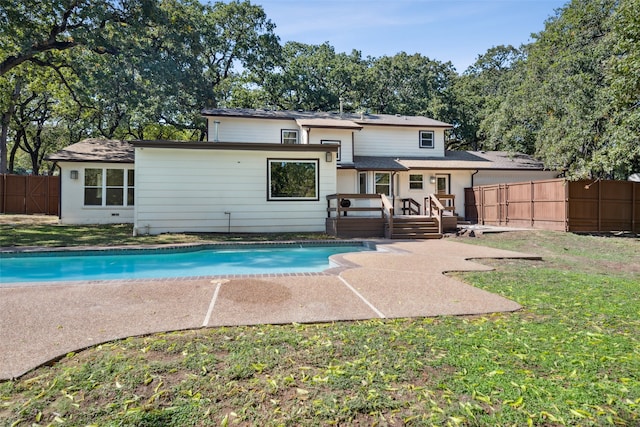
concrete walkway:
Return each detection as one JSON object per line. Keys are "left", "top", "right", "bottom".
{"left": 0, "top": 239, "right": 539, "bottom": 380}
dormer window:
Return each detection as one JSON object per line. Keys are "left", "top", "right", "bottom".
{"left": 281, "top": 129, "right": 299, "bottom": 144}
{"left": 419, "top": 130, "right": 434, "bottom": 149}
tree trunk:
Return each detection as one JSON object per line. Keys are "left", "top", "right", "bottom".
{"left": 0, "top": 80, "right": 21, "bottom": 173}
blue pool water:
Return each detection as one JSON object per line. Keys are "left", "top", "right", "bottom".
{"left": 0, "top": 244, "right": 371, "bottom": 284}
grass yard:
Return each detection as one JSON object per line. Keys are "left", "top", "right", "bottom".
{"left": 0, "top": 220, "right": 638, "bottom": 426}
{"left": 0, "top": 217, "right": 336, "bottom": 247}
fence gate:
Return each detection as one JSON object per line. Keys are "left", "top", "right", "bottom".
{"left": 0, "top": 174, "right": 59, "bottom": 215}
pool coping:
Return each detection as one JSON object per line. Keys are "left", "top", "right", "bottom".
{"left": 0, "top": 239, "right": 379, "bottom": 256}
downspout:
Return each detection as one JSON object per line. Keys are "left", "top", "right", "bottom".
{"left": 55, "top": 163, "right": 61, "bottom": 220}
{"left": 471, "top": 169, "right": 479, "bottom": 188}
{"left": 391, "top": 171, "right": 397, "bottom": 209}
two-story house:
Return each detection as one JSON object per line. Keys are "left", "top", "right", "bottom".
{"left": 48, "top": 108, "right": 557, "bottom": 237}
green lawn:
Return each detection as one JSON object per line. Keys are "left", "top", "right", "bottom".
{"left": 1, "top": 227, "right": 638, "bottom": 426}
{"left": 0, "top": 221, "right": 336, "bottom": 247}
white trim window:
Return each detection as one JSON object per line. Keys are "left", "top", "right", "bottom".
{"left": 419, "top": 130, "right": 434, "bottom": 149}
{"left": 268, "top": 159, "right": 319, "bottom": 201}
{"left": 321, "top": 140, "right": 341, "bottom": 161}
{"left": 409, "top": 174, "right": 423, "bottom": 190}
{"left": 374, "top": 172, "right": 391, "bottom": 196}
{"left": 84, "top": 168, "right": 134, "bottom": 206}
{"left": 281, "top": 129, "right": 299, "bottom": 144}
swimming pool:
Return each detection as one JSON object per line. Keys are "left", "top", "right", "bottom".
{"left": 0, "top": 243, "right": 372, "bottom": 284}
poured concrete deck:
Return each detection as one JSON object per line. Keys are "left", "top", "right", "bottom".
{"left": 0, "top": 239, "right": 539, "bottom": 380}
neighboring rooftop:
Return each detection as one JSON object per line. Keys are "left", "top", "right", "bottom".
{"left": 350, "top": 151, "right": 547, "bottom": 171}
{"left": 399, "top": 151, "right": 547, "bottom": 170}
{"left": 46, "top": 139, "right": 134, "bottom": 163}
{"left": 201, "top": 108, "right": 453, "bottom": 128}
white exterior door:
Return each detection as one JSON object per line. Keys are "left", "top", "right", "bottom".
{"left": 436, "top": 174, "right": 449, "bottom": 194}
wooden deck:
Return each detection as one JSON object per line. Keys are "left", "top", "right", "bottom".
{"left": 326, "top": 194, "right": 457, "bottom": 239}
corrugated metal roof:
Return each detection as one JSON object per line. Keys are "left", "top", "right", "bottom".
{"left": 46, "top": 139, "right": 134, "bottom": 163}
{"left": 201, "top": 108, "right": 452, "bottom": 128}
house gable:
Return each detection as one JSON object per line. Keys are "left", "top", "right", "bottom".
{"left": 202, "top": 108, "right": 453, "bottom": 164}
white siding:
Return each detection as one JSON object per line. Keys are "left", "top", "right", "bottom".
{"left": 393, "top": 170, "right": 472, "bottom": 216}
{"left": 207, "top": 117, "right": 298, "bottom": 143}
{"left": 307, "top": 129, "right": 355, "bottom": 164}
{"left": 134, "top": 147, "right": 336, "bottom": 234}
{"left": 58, "top": 161, "right": 135, "bottom": 225}
{"left": 354, "top": 126, "right": 446, "bottom": 157}
{"left": 337, "top": 170, "right": 357, "bottom": 193}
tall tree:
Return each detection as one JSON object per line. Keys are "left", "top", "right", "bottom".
{"left": 254, "top": 42, "right": 366, "bottom": 112}
{"left": 601, "top": 0, "right": 640, "bottom": 177}
{"left": 478, "top": 0, "right": 619, "bottom": 177}
{"left": 0, "top": 0, "right": 159, "bottom": 172}
{"left": 0, "top": 0, "right": 158, "bottom": 76}
{"left": 452, "top": 45, "right": 523, "bottom": 150}
{"left": 1, "top": 0, "right": 281, "bottom": 172}
{"left": 365, "top": 52, "right": 457, "bottom": 119}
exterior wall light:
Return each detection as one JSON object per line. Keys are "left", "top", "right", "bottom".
{"left": 326, "top": 151, "right": 332, "bottom": 162}
{"left": 430, "top": 176, "right": 436, "bottom": 184}
{"left": 70, "top": 170, "right": 79, "bottom": 180}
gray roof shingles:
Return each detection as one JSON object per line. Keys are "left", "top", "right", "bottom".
{"left": 47, "top": 139, "right": 134, "bottom": 163}
{"left": 201, "top": 108, "right": 453, "bottom": 128}
{"left": 348, "top": 151, "right": 546, "bottom": 171}
{"left": 46, "top": 110, "right": 546, "bottom": 172}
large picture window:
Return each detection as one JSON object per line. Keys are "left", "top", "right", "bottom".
{"left": 268, "top": 159, "right": 319, "bottom": 201}
{"left": 84, "top": 168, "right": 134, "bottom": 206}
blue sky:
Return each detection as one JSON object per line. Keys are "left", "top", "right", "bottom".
{"left": 251, "top": 0, "right": 568, "bottom": 73}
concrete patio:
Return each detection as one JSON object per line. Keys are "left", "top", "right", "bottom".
{"left": 0, "top": 239, "right": 540, "bottom": 380}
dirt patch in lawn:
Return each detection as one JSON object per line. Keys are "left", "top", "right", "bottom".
{"left": 0, "top": 214, "right": 59, "bottom": 225}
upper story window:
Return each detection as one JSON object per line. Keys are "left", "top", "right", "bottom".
{"left": 84, "top": 168, "right": 134, "bottom": 207}
{"left": 321, "top": 140, "right": 341, "bottom": 161}
{"left": 419, "top": 130, "right": 434, "bottom": 149}
{"left": 281, "top": 129, "right": 299, "bottom": 144}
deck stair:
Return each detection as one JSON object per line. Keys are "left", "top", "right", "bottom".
{"left": 390, "top": 216, "right": 442, "bottom": 239}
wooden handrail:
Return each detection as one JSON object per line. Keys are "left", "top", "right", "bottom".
{"left": 425, "top": 194, "right": 445, "bottom": 235}
{"left": 401, "top": 198, "right": 421, "bottom": 215}
{"left": 381, "top": 194, "right": 394, "bottom": 238}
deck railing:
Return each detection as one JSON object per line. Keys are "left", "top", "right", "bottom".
{"left": 326, "top": 193, "right": 384, "bottom": 218}
{"left": 381, "top": 194, "right": 394, "bottom": 238}
{"left": 400, "top": 197, "right": 421, "bottom": 215}
{"left": 425, "top": 194, "right": 445, "bottom": 235}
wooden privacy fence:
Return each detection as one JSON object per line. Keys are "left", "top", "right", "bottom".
{"left": 0, "top": 174, "right": 59, "bottom": 215}
{"left": 465, "top": 178, "right": 640, "bottom": 232}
